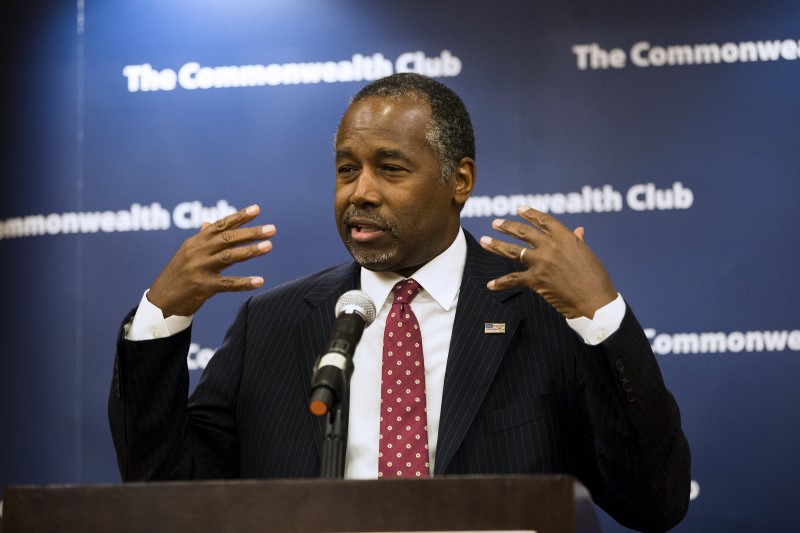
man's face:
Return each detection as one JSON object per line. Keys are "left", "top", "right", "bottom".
{"left": 334, "top": 96, "right": 462, "bottom": 278}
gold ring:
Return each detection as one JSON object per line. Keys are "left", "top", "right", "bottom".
{"left": 519, "top": 248, "right": 527, "bottom": 263}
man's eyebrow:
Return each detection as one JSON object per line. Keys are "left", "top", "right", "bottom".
{"left": 335, "top": 148, "right": 414, "bottom": 164}
{"left": 335, "top": 149, "right": 354, "bottom": 161}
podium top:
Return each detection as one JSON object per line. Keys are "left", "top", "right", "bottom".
{"left": 4, "top": 475, "right": 601, "bottom": 533}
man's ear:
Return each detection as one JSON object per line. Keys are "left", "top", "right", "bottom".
{"left": 452, "top": 157, "right": 476, "bottom": 206}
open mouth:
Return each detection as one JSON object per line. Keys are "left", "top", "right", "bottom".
{"left": 350, "top": 224, "right": 388, "bottom": 242}
{"left": 346, "top": 215, "right": 391, "bottom": 243}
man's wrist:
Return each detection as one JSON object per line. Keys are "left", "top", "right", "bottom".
{"left": 566, "top": 293, "right": 625, "bottom": 345}
{"left": 125, "top": 290, "right": 192, "bottom": 341}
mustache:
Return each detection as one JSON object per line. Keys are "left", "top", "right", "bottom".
{"left": 342, "top": 208, "right": 396, "bottom": 232}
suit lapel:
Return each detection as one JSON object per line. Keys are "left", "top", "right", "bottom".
{"left": 296, "top": 262, "right": 360, "bottom": 455}
{"left": 434, "top": 233, "right": 523, "bottom": 475}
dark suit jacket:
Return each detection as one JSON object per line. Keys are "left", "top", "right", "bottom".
{"left": 110, "top": 232, "right": 690, "bottom": 532}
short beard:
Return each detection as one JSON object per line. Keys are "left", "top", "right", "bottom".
{"left": 347, "top": 246, "right": 398, "bottom": 269}
{"left": 340, "top": 208, "right": 400, "bottom": 269}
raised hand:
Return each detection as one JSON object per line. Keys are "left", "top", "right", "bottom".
{"left": 480, "top": 205, "right": 617, "bottom": 319}
{"left": 147, "top": 204, "right": 276, "bottom": 318}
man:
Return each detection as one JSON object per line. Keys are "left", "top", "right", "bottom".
{"left": 110, "top": 73, "right": 690, "bottom": 532}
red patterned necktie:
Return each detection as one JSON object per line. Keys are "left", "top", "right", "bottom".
{"left": 379, "top": 278, "right": 429, "bottom": 478}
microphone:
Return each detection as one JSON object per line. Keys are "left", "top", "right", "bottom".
{"left": 309, "top": 290, "right": 376, "bottom": 417}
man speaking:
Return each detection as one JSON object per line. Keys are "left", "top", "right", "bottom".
{"left": 109, "top": 73, "right": 690, "bottom": 532}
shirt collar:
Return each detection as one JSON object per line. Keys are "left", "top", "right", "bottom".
{"left": 360, "top": 227, "right": 467, "bottom": 312}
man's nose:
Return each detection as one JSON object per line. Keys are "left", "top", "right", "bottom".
{"left": 349, "top": 168, "right": 382, "bottom": 207}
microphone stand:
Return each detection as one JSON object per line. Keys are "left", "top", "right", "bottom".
{"left": 310, "top": 349, "right": 353, "bottom": 479}
{"left": 319, "top": 404, "right": 347, "bottom": 478}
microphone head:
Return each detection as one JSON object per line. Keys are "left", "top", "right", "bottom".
{"left": 335, "top": 290, "right": 377, "bottom": 326}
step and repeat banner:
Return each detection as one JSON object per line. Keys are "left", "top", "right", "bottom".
{"left": 1, "top": 1, "right": 799, "bottom": 530}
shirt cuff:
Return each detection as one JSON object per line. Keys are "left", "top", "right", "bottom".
{"left": 124, "top": 290, "right": 193, "bottom": 341}
{"left": 565, "top": 293, "right": 625, "bottom": 345}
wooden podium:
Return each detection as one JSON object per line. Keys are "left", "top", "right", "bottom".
{"left": 4, "top": 475, "right": 601, "bottom": 532}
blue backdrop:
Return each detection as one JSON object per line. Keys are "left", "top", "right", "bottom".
{"left": 2, "top": 1, "right": 799, "bottom": 531}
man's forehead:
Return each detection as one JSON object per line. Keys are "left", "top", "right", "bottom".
{"left": 337, "top": 97, "right": 431, "bottom": 144}
{"left": 337, "top": 96, "right": 431, "bottom": 137}
{"left": 345, "top": 94, "right": 429, "bottom": 120}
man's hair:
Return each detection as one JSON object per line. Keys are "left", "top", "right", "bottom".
{"left": 348, "top": 73, "right": 475, "bottom": 183}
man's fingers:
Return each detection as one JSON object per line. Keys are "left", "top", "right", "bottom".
{"left": 516, "top": 205, "right": 571, "bottom": 236}
{"left": 479, "top": 236, "right": 531, "bottom": 264}
{"left": 197, "top": 205, "right": 273, "bottom": 250}
{"left": 486, "top": 271, "right": 527, "bottom": 291}
{"left": 490, "top": 218, "right": 545, "bottom": 248}
{"left": 221, "top": 223, "right": 276, "bottom": 246}
{"left": 214, "top": 239, "right": 273, "bottom": 267}
{"left": 218, "top": 275, "right": 265, "bottom": 292}
{"left": 490, "top": 205, "right": 570, "bottom": 246}
{"left": 212, "top": 204, "right": 261, "bottom": 231}
{"left": 201, "top": 221, "right": 276, "bottom": 255}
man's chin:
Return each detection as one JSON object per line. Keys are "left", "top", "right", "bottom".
{"left": 345, "top": 242, "right": 397, "bottom": 271}
{"left": 352, "top": 253, "right": 395, "bottom": 271}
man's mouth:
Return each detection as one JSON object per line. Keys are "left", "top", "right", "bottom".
{"left": 346, "top": 216, "right": 390, "bottom": 243}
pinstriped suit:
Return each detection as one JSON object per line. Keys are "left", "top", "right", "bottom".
{"left": 110, "top": 232, "right": 690, "bottom": 532}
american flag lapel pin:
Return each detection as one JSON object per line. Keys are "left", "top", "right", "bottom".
{"left": 484, "top": 322, "right": 506, "bottom": 334}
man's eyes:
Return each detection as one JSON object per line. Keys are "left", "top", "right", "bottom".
{"left": 336, "top": 164, "right": 409, "bottom": 175}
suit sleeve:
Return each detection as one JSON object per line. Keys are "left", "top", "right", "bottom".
{"left": 575, "top": 304, "right": 691, "bottom": 533}
{"left": 108, "top": 302, "right": 250, "bottom": 481}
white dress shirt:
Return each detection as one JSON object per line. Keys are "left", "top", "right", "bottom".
{"left": 345, "top": 228, "right": 468, "bottom": 478}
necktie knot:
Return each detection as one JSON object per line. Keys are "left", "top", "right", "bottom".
{"left": 393, "top": 279, "right": 422, "bottom": 305}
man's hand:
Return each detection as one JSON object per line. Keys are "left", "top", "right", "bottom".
{"left": 479, "top": 205, "right": 617, "bottom": 319}
{"left": 147, "top": 204, "right": 276, "bottom": 318}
